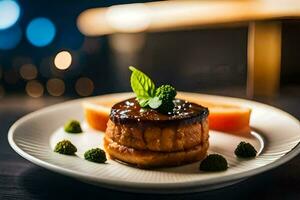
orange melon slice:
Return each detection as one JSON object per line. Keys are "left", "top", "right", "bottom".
{"left": 83, "top": 96, "right": 251, "bottom": 134}
{"left": 82, "top": 101, "right": 111, "bottom": 132}
{"left": 207, "top": 106, "right": 251, "bottom": 134}
{"left": 177, "top": 94, "right": 251, "bottom": 134}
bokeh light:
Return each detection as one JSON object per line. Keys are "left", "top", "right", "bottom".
{"left": 0, "top": 0, "right": 20, "bottom": 30}
{"left": 26, "top": 17, "right": 56, "bottom": 47}
{"left": 46, "top": 78, "right": 65, "bottom": 96}
{"left": 106, "top": 4, "right": 150, "bottom": 33}
{"left": 0, "top": 25, "right": 22, "bottom": 50}
{"left": 25, "top": 80, "right": 44, "bottom": 98}
{"left": 75, "top": 77, "right": 94, "bottom": 96}
{"left": 54, "top": 51, "right": 72, "bottom": 70}
{"left": 19, "top": 64, "right": 38, "bottom": 80}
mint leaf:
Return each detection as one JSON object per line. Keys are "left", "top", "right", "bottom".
{"left": 148, "top": 97, "right": 162, "bottom": 109}
{"left": 128, "top": 67, "right": 177, "bottom": 113}
{"left": 138, "top": 98, "right": 150, "bottom": 107}
{"left": 129, "top": 66, "right": 156, "bottom": 107}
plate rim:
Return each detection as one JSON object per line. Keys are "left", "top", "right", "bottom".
{"left": 8, "top": 92, "right": 300, "bottom": 192}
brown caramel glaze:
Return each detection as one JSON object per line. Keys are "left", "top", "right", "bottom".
{"left": 109, "top": 98, "right": 209, "bottom": 126}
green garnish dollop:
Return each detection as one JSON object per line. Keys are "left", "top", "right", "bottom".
{"left": 54, "top": 140, "right": 77, "bottom": 155}
{"left": 64, "top": 119, "right": 82, "bottom": 133}
{"left": 200, "top": 154, "right": 228, "bottom": 172}
{"left": 234, "top": 141, "right": 257, "bottom": 158}
{"left": 129, "top": 66, "right": 177, "bottom": 114}
{"left": 84, "top": 148, "right": 107, "bottom": 163}
{"left": 156, "top": 85, "right": 177, "bottom": 102}
{"left": 156, "top": 85, "right": 177, "bottom": 113}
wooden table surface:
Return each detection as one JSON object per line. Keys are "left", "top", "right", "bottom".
{"left": 1, "top": 93, "right": 300, "bottom": 200}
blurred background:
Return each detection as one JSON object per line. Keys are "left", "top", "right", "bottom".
{"left": 1, "top": 1, "right": 300, "bottom": 199}
{"left": 0, "top": 0, "right": 299, "bottom": 113}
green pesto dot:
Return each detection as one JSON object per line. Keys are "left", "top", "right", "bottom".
{"left": 84, "top": 148, "right": 107, "bottom": 163}
{"left": 200, "top": 154, "right": 228, "bottom": 172}
{"left": 54, "top": 140, "right": 77, "bottom": 155}
{"left": 64, "top": 119, "right": 82, "bottom": 133}
{"left": 234, "top": 141, "right": 257, "bottom": 158}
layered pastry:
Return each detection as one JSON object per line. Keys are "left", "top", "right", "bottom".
{"left": 104, "top": 98, "right": 209, "bottom": 168}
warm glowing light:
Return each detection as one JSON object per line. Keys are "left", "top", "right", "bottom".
{"left": 46, "top": 78, "right": 65, "bottom": 96}
{"left": 75, "top": 77, "right": 94, "bottom": 96}
{"left": 20, "top": 64, "right": 37, "bottom": 80}
{"left": 106, "top": 4, "right": 150, "bottom": 32}
{"left": 78, "top": 0, "right": 300, "bottom": 37}
{"left": 54, "top": 51, "right": 72, "bottom": 70}
{"left": 0, "top": 0, "right": 20, "bottom": 30}
{"left": 77, "top": 3, "right": 151, "bottom": 36}
{"left": 25, "top": 80, "right": 44, "bottom": 98}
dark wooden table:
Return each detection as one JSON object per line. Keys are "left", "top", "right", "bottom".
{"left": 1, "top": 93, "right": 300, "bottom": 200}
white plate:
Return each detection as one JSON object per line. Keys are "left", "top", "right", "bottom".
{"left": 8, "top": 92, "right": 300, "bottom": 193}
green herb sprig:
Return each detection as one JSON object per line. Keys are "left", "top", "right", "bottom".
{"left": 129, "top": 66, "right": 176, "bottom": 113}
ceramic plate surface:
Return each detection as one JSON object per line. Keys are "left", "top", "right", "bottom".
{"left": 8, "top": 92, "right": 300, "bottom": 193}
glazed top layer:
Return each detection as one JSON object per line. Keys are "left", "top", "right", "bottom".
{"left": 110, "top": 98, "right": 209, "bottom": 125}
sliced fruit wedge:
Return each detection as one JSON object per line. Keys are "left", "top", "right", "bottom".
{"left": 82, "top": 101, "right": 111, "bottom": 132}
{"left": 207, "top": 106, "right": 251, "bottom": 134}
{"left": 177, "top": 94, "right": 251, "bottom": 135}
{"left": 83, "top": 96, "right": 251, "bottom": 134}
